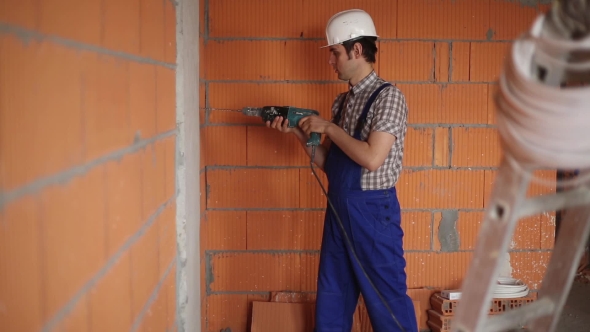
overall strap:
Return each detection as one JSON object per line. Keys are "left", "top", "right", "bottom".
{"left": 332, "top": 92, "right": 348, "bottom": 125}
{"left": 353, "top": 82, "right": 392, "bottom": 139}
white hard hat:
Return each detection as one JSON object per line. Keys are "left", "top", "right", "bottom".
{"left": 321, "top": 9, "right": 379, "bottom": 48}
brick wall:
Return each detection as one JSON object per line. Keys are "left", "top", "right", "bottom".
{"left": 200, "top": 0, "right": 557, "bottom": 331}
{"left": 1, "top": 1, "right": 178, "bottom": 331}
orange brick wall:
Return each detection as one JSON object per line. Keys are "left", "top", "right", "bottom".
{"left": 1, "top": 1, "right": 178, "bottom": 331}
{"left": 200, "top": 0, "right": 557, "bottom": 331}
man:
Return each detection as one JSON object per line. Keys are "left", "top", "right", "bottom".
{"left": 266, "top": 9, "right": 417, "bottom": 332}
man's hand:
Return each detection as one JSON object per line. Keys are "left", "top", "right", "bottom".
{"left": 298, "top": 115, "right": 334, "bottom": 136}
{"left": 266, "top": 116, "right": 296, "bottom": 134}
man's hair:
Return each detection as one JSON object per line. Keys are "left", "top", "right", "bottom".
{"left": 342, "top": 36, "right": 378, "bottom": 63}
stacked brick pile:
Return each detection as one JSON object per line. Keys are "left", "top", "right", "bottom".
{"left": 427, "top": 291, "right": 537, "bottom": 331}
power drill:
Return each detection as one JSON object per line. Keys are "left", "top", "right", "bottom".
{"left": 242, "top": 106, "right": 321, "bottom": 147}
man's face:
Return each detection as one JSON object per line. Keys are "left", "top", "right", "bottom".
{"left": 328, "top": 44, "right": 355, "bottom": 81}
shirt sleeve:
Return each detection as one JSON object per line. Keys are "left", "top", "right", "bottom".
{"left": 369, "top": 86, "right": 408, "bottom": 138}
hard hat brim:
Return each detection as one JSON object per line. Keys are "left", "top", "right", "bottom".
{"left": 320, "top": 35, "right": 379, "bottom": 48}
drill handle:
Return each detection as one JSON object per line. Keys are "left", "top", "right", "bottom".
{"left": 306, "top": 132, "right": 321, "bottom": 147}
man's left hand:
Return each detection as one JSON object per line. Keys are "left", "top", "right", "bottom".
{"left": 298, "top": 115, "right": 333, "bottom": 136}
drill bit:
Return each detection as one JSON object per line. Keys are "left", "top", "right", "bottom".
{"left": 241, "top": 107, "right": 263, "bottom": 117}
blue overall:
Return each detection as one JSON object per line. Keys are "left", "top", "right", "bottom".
{"left": 315, "top": 83, "right": 418, "bottom": 332}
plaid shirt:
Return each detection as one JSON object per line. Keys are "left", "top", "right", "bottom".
{"left": 330, "top": 71, "right": 408, "bottom": 190}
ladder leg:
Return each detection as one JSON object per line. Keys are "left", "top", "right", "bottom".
{"left": 528, "top": 203, "right": 590, "bottom": 332}
{"left": 451, "top": 157, "right": 533, "bottom": 332}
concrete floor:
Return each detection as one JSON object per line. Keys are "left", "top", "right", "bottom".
{"left": 556, "top": 279, "right": 590, "bottom": 332}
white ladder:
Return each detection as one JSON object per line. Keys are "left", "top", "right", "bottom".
{"left": 451, "top": 1, "right": 590, "bottom": 331}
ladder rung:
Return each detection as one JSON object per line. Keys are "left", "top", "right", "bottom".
{"left": 517, "top": 186, "right": 590, "bottom": 219}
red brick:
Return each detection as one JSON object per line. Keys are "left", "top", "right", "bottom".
{"left": 435, "top": 42, "right": 450, "bottom": 82}
{"left": 484, "top": 169, "right": 556, "bottom": 208}
{"left": 451, "top": 42, "right": 470, "bottom": 81}
{"left": 246, "top": 211, "right": 325, "bottom": 250}
{"left": 41, "top": 166, "right": 108, "bottom": 319}
{"left": 380, "top": 41, "right": 434, "bottom": 82}
{"left": 138, "top": 285, "right": 167, "bottom": 332}
{"left": 129, "top": 62, "right": 157, "bottom": 140}
{"left": 83, "top": 53, "right": 132, "bottom": 161}
{"left": 208, "top": 83, "right": 302, "bottom": 113}
{"left": 489, "top": 1, "right": 544, "bottom": 40}
{"left": 206, "top": 41, "right": 286, "bottom": 80}
{"left": 510, "top": 214, "right": 544, "bottom": 250}
{"left": 200, "top": 83, "right": 206, "bottom": 109}
{"left": 103, "top": 0, "right": 140, "bottom": 55}
{"left": 52, "top": 295, "right": 89, "bottom": 332}
{"left": 156, "top": 66, "right": 176, "bottom": 133}
{"left": 433, "top": 211, "right": 521, "bottom": 251}
{"left": 88, "top": 252, "right": 133, "bottom": 332}
{"left": 246, "top": 126, "right": 308, "bottom": 167}
{"left": 0, "top": 37, "right": 84, "bottom": 191}
{"left": 0, "top": 196, "right": 43, "bottom": 332}
{"left": 405, "top": 252, "right": 473, "bottom": 288}
{"left": 403, "top": 128, "right": 434, "bottom": 167}
{"left": 208, "top": 253, "right": 316, "bottom": 292}
{"left": 457, "top": 211, "right": 484, "bottom": 251}
{"left": 0, "top": 0, "right": 37, "bottom": 29}
{"left": 299, "top": 168, "right": 328, "bottom": 209}
{"left": 158, "top": 203, "right": 177, "bottom": 277}
{"left": 301, "top": 254, "right": 321, "bottom": 292}
{"left": 141, "top": 141, "right": 167, "bottom": 219}
{"left": 302, "top": 0, "right": 397, "bottom": 39}
{"left": 451, "top": 127, "right": 501, "bottom": 167}
{"left": 402, "top": 212, "right": 432, "bottom": 251}
{"left": 164, "top": 0, "right": 176, "bottom": 64}
{"left": 202, "top": 211, "right": 247, "bottom": 250}
{"left": 398, "top": 169, "right": 485, "bottom": 209}
{"left": 200, "top": 37, "right": 205, "bottom": 79}
{"left": 201, "top": 126, "right": 247, "bottom": 166}
{"left": 209, "top": 0, "right": 302, "bottom": 37}
{"left": 434, "top": 127, "right": 450, "bottom": 167}
{"left": 105, "top": 152, "right": 143, "bottom": 256}
{"left": 399, "top": 84, "right": 488, "bottom": 124}
{"left": 206, "top": 295, "right": 249, "bottom": 332}
{"left": 541, "top": 211, "right": 556, "bottom": 250}
{"left": 39, "top": 0, "right": 101, "bottom": 45}
{"left": 207, "top": 169, "right": 300, "bottom": 209}
{"left": 510, "top": 251, "right": 552, "bottom": 290}
{"left": 285, "top": 40, "right": 338, "bottom": 81}
{"left": 470, "top": 42, "right": 511, "bottom": 82}
{"left": 488, "top": 83, "right": 499, "bottom": 124}
{"left": 527, "top": 170, "right": 556, "bottom": 197}
{"left": 200, "top": 172, "right": 206, "bottom": 214}
{"left": 441, "top": 84, "right": 488, "bottom": 123}
{"left": 131, "top": 219, "right": 160, "bottom": 317}
{"left": 140, "top": 0, "right": 165, "bottom": 61}
{"left": 398, "top": 84, "right": 440, "bottom": 124}
{"left": 397, "top": 0, "right": 490, "bottom": 40}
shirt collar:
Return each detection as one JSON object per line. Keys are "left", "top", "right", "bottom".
{"left": 349, "top": 70, "right": 378, "bottom": 95}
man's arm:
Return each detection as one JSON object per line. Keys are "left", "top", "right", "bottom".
{"left": 324, "top": 125, "right": 395, "bottom": 172}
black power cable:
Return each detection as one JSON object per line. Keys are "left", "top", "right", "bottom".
{"left": 309, "top": 146, "right": 407, "bottom": 332}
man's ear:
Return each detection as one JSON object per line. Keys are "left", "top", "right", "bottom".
{"left": 353, "top": 42, "right": 363, "bottom": 59}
